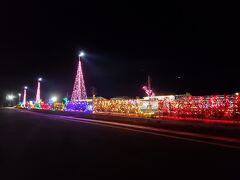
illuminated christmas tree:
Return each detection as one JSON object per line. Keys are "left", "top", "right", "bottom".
{"left": 71, "top": 52, "right": 87, "bottom": 102}
{"left": 35, "top": 78, "right": 42, "bottom": 104}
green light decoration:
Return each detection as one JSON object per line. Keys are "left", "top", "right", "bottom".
{"left": 35, "top": 103, "right": 41, "bottom": 109}
{"left": 63, "top": 97, "right": 69, "bottom": 105}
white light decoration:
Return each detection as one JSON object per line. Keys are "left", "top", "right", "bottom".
{"left": 36, "top": 78, "right": 42, "bottom": 104}
{"left": 6, "top": 95, "right": 14, "bottom": 100}
{"left": 51, "top": 96, "right": 58, "bottom": 102}
{"left": 79, "top": 52, "right": 85, "bottom": 57}
{"left": 23, "top": 86, "right": 28, "bottom": 106}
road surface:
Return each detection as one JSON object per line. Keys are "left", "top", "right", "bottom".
{"left": 0, "top": 108, "right": 240, "bottom": 179}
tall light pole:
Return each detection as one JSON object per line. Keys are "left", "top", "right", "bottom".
{"left": 79, "top": 52, "right": 84, "bottom": 58}
{"left": 18, "top": 93, "right": 21, "bottom": 104}
{"left": 6, "top": 94, "right": 15, "bottom": 107}
{"left": 36, "top": 77, "right": 42, "bottom": 104}
{"left": 23, "top": 86, "right": 28, "bottom": 107}
{"left": 147, "top": 74, "right": 153, "bottom": 112}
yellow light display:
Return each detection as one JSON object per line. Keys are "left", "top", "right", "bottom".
{"left": 53, "top": 102, "right": 65, "bottom": 111}
{"left": 93, "top": 99, "right": 142, "bottom": 114}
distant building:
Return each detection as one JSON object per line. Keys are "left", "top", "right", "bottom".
{"left": 111, "top": 96, "right": 130, "bottom": 100}
{"left": 143, "top": 95, "right": 175, "bottom": 101}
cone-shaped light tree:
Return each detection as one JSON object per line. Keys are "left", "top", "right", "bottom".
{"left": 35, "top": 78, "right": 42, "bottom": 104}
{"left": 71, "top": 52, "right": 87, "bottom": 102}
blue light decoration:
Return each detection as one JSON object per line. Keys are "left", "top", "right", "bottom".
{"left": 65, "top": 101, "right": 93, "bottom": 113}
{"left": 86, "top": 104, "right": 93, "bottom": 112}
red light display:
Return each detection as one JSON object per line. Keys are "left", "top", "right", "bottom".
{"left": 158, "top": 95, "right": 240, "bottom": 120}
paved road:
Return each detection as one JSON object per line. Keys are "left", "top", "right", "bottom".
{"left": 0, "top": 108, "right": 240, "bottom": 179}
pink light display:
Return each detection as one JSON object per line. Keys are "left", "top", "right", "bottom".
{"left": 142, "top": 86, "right": 155, "bottom": 97}
{"left": 71, "top": 57, "right": 87, "bottom": 102}
{"left": 36, "top": 79, "right": 41, "bottom": 104}
{"left": 142, "top": 75, "right": 155, "bottom": 97}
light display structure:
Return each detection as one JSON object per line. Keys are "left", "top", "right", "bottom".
{"left": 35, "top": 78, "right": 42, "bottom": 104}
{"left": 66, "top": 101, "right": 91, "bottom": 112}
{"left": 158, "top": 95, "right": 240, "bottom": 120}
{"left": 53, "top": 102, "right": 65, "bottom": 111}
{"left": 93, "top": 99, "right": 142, "bottom": 114}
{"left": 142, "top": 75, "right": 155, "bottom": 113}
{"left": 71, "top": 55, "right": 87, "bottom": 102}
{"left": 67, "top": 54, "right": 90, "bottom": 112}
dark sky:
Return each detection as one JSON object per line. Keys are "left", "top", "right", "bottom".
{"left": 0, "top": 1, "right": 238, "bottom": 103}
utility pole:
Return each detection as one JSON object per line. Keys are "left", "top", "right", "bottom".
{"left": 147, "top": 74, "right": 152, "bottom": 112}
{"left": 92, "top": 87, "right": 96, "bottom": 113}
{"left": 142, "top": 74, "right": 154, "bottom": 114}
{"left": 18, "top": 93, "right": 21, "bottom": 104}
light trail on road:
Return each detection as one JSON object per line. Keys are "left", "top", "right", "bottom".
{"left": 23, "top": 110, "right": 240, "bottom": 150}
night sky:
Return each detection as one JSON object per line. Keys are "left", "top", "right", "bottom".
{"left": 0, "top": 1, "right": 238, "bottom": 104}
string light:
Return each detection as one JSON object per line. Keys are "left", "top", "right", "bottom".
{"left": 93, "top": 99, "right": 142, "bottom": 114}
{"left": 53, "top": 103, "right": 65, "bottom": 111}
{"left": 36, "top": 78, "right": 42, "bottom": 104}
{"left": 71, "top": 56, "right": 87, "bottom": 102}
{"left": 16, "top": 93, "right": 240, "bottom": 121}
{"left": 41, "top": 103, "right": 51, "bottom": 110}
{"left": 34, "top": 102, "right": 51, "bottom": 110}
{"left": 142, "top": 86, "right": 155, "bottom": 97}
{"left": 158, "top": 95, "right": 240, "bottom": 120}
{"left": 65, "top": 101, "right": 91, "bottom": 112}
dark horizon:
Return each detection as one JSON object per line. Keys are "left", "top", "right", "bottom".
{"left": 1, "top": 1, "right": 239, "bottom": 104}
